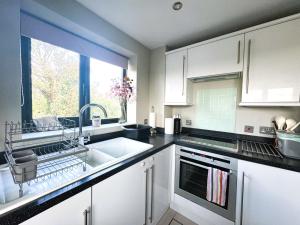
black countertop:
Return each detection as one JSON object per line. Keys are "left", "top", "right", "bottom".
{"left": 0, "top": 134, "right": 174, "bottom": 225}
{"left": 1, "top": 129, "right": 300, "bottom": 225}
{"left": 175, "top": 138, "right": 300, "bottom": 173}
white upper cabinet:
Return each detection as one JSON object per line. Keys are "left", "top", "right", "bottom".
{"left": 187, "top": 34, "right": 244, "bottom": 79}
{"left": 165, "top": 49, "right": 192, "bottom": 105}
{"left": 236, "top": 160, "right": 300, "bottom": 225}
{"left": 241, "top": 18, "right": 300, "bottom": 105}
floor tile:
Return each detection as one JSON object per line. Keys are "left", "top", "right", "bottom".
{"left": 170, "top": 219, "right": 183, "bottom": 225}
{"left": 157, "top": 208, "right": 198, "bottom": 225}
{"left": 157, "top": 208, "right": 177, "bottom": 225}
{"left": 174, "top": 213, "right": 198, "bottom": 225}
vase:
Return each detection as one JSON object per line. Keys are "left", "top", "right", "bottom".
{"left": 119, "top": 99, "right": 127, "bottom": 123}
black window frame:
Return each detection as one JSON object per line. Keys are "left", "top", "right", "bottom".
{"left": 21, "top": 36, "right": 126, "bottom": 127}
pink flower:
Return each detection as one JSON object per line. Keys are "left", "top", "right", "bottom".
{"left": 110, "top": 77, "right": 134, "bottom": 102}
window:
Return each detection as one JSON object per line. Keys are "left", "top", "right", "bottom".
{"left": 21, "top": 36, "right": 127, "bottom": 126}
{"left": 90, "top": 58, "right": 123, "bottom": 118}
{"left": 31, "top": 38, "right": 80, "bottom": 118}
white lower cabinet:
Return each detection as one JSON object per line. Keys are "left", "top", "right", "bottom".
{"left": 19, "top": 147, "right": 172, "bottom": 225}
{"left": 92, "top": 147, "right": 172, "bottom": 225}
{"left": 148, "top": 147, "right": 172, "bottom": 225}
{"left": 20, "top": 188, "right": 92, "bottom": 225}
{"left": 236, "top": 160, "right": 300, "bottom": 225}
{"left": 92, "top": 161, "right": 147, "bottom": 225}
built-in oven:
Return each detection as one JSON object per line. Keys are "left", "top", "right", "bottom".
{"left": 175, "top": 145, "right": 237, "bottom": 222}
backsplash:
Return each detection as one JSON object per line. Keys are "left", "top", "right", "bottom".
{"left": 172, "top": 79, "right": 300, "bottom": 136}
{"left": 194, "top": 82, "right": 237, "bottom": 132}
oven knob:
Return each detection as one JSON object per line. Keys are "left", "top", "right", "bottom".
{"left": 141, "top": 162, "right": 146, "bottom": 167}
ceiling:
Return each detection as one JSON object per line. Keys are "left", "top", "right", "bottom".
{"left": 76, "top": 0, "right": 300, "bottom": 49}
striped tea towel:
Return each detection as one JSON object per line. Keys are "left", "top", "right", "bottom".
{"left": 206, "top": 168, "right": 228, "bottom": 206}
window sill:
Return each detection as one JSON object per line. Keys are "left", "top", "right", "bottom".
{"left": 21, "top": 122, "right": 133, "bottom": 142}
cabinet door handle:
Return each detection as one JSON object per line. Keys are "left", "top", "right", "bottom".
{"left": 246, "top": 39, "right": 252, "bottom": 94}
{"left": 239, "top": 172, "right": 245, "bottom": 225}
{"left": 237, "top": 40, "right": 241, "bottom": 64}
{"left": 83, "top": 208, "right": 90, "bottom": 225}
{"left": 149, "top": 165, "right": 154, "bottom": 223}
{"left": 182, "top": 55, "right": 186, "bottom": 96}
{"left": 144, "top": 169, "right": 148, "bottom": 225}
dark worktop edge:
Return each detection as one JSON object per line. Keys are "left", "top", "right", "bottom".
{"left": 0, "top": 134, "right": 173, "bottom": 225}
{"left": 1, "top": 128, "right": 300, "bottom": 225}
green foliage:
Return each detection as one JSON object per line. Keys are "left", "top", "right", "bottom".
{"left": 31, "top": 39, "right": 79, "bottom": 118}
{"left": 31, "top": 39, "right": 123, "bottom": 119}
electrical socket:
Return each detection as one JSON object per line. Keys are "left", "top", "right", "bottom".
{"left": 259, "top": 126, "right": 275, "bottom": 135}
{"left": 186, "top": 120, "right": 192, "bottom": 126}
{"left": 244, "top": 125, "right": 254, "bottom": 133}
{"left": 144, "top": 119, "right": 148, "bottom": 125}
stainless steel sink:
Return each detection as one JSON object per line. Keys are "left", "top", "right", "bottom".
{"left": 0, "top": 137, "right": 153, "bottom": 214}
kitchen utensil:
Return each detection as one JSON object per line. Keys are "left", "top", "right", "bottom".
{"left": 275, "top": 116, "right": 286, "bottom": 130}
{"left": 290, "top": 122, "right": 300, "bottom": 132}
{"left": 272, "top": 121, "right": 278, "bottom": 130}
{"left": 276, "top": 131, "right": 300, "bottom": 159}
{"left": 285, "top": 119, "right": 297, "bottom": 131}
{"left": 11, "top": 150, "right": 35, "bottom": 159}
{"left": 14, "top": 155, "right": 38, "bottom": 182}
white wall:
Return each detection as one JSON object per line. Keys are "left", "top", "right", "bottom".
{"left": 0, "top": 0, "right": 22, "bottom": 145}
{"left": 148, "top": 47, "right": 167, "bottom": 127}
{"left": 149, "top": 47, "right": 300, "bottom": 137}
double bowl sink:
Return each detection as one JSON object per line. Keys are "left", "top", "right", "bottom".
{"left": 85, "top": 137, "right": 153, "bottom": 168}
{"left": 0, "top": 137, "right": 153, "bottom": 212}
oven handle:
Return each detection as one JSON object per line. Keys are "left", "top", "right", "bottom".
{"left": 180, "top": 158, "right": 234, "bottom": 174}
{"left": 180, "top": 158, "right": 210, "bottom": 170}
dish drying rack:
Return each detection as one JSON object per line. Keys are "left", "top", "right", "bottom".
{"left": 4, "top": 119, "right": 89, "bottom": 197}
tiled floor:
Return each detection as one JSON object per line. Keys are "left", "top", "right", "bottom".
{"left": 157, "top": 208, "right": 198, "bottom": 225}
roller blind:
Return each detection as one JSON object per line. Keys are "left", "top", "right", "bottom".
{"left": 20, "top": 12, "right": 128, "bottom": 69}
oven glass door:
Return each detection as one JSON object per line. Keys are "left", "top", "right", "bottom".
{"left": 179, "top": 159, "right": 209, "bottom": 200}
{"left": 178, "top": 156, "right": 229, "bottom": 209}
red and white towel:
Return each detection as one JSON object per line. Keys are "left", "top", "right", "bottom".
{"left": 206, "top": 168, "right": 228, "bottom": 207}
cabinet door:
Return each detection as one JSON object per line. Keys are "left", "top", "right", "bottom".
{"left": 187, "top": 34, "right": 244, "bottom": 78}
{"left": 20, "top": 188, "right": 91, "bottom": 225}
{"left": 236, "top": 161, "right": 300, "bottom": 225}
{"left": 165, "top": 50, "right": 191, "bottom": 105}
{"left": 148, "top": 147, "right": 172, "bottom": 225}
{"left": 242, "top": 18, "right": 300, "bottom": 104}
{"left": 92, "top": 161, "right": 147, "bottom": 225}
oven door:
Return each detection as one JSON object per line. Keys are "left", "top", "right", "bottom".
{"left": 175, "top": 154, "right": 236, "bottom": 222}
